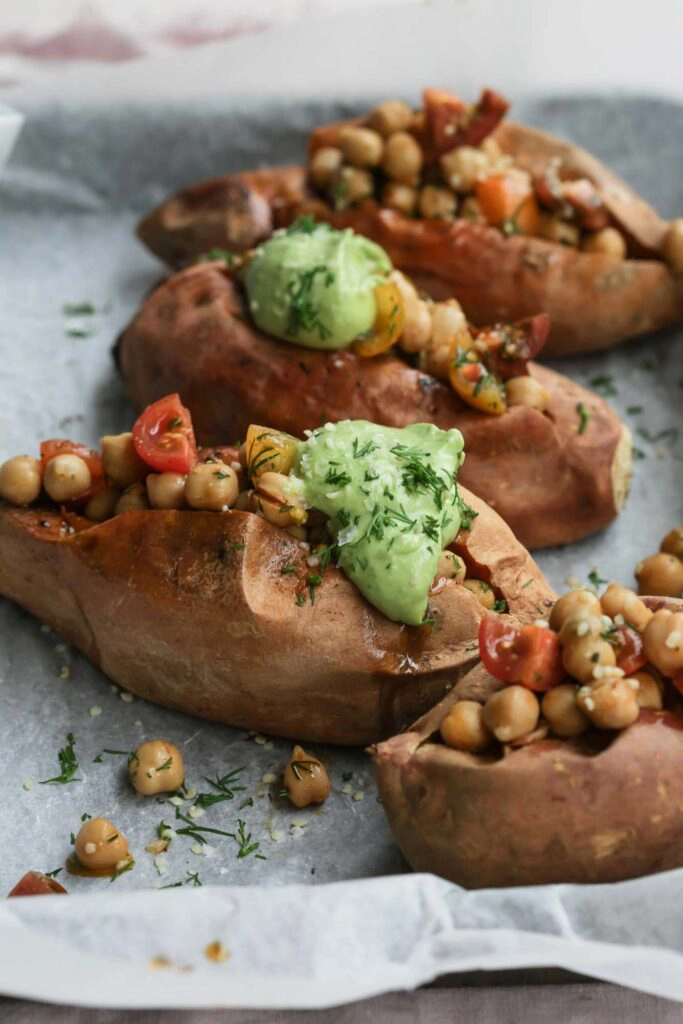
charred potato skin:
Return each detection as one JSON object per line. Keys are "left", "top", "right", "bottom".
{"left": 0, "top": 497, "right": 553, "bottom": 746}
{"left": 374, "top": 598, "right": 683, "bottom": 889}
{"left": 116, "top": 262, "right": 630, "bottom": 550}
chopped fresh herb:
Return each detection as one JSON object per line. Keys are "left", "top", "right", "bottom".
{"left": 93, "top": 748, "right": 131, "bottom": 764}
{"left": 238, "top": 797, "right": 254, "bottom": 810}
{"left": 589, "top": 374, "right": 617, "bottom": 397}
{"left": 66, "top": 328, "right": 93, "bottom": 339}
{"left": 352, "top": 437, "right": 379, "bottom": 459}
{"left": 228, "top": 819, "right": 267, "bottom": 860}
{"left": 576, "top": 402, "right": 590, "bottom": 434}
{"left": 194, "top": 767, "right": 246, "bottom": 809}
{"left": 185, "top": 871, "right": 203, "bottom": 887}
{"left": 296, "top": 592, "right": 306, "bottom": 607}
{"left": 80, "top": 812, "right": 92, "bottom": 822}
{"left": 199, "top": 248, "right": 236, "bottom": 265}
{"left": 637, "top": 426, "right": 679, "bottom": 445}
{"left": 63, "top": 302, "right": 96, "bottom": 316}
{"left": 45, "top": 868, "right": 62, "bottom": 879}
{"left": 285, "top": 215, "right": 317, "bottom": 236}
{"left": 40, "top": 733, "right": 81, "bottom": 785}
{"left": 341, "top": 771, "right": 353, "bottom": 783}
{"left": 459, "top": 499, "right": 478, "bottom": 531}
{"left": 70, "top": 832, "right": 76, "bottom": 846}
{"left": 110, "top": 857, "right": 135, "bottom": 883}
{"left": 106, "top": 832, "right": 120, "bottom": 844}
{"left": 290, "top": 759, "right": 319, "bottom": 781}
{"left": 492, "top": 599, "right": 508, "bottom": 614}
{"left": 422, "top": 515, "right": 441, "bottom": 544}
{"left": 588, "top": 569, "right": 607, "bottom": 589}
{"left": 174, "top": 811, "right": 234, "bottom": 844}
{"left": 281, "top": 565, "right": 297, "bottom": 575}
{"left": 522, "top": 578, "right": 534, "bottom": 589}
{"left": 421, "top": 615, "right": 437, "bottom": 630}
{"left": 391, "top": 444, "right": 451, "bottom": 511}
{"left": 285, "top": 265, "right": 334, "bottom": 340}
{"left": 325, "top": 466, "right": 352, "bottom": 487}
{"left": 633, "top": 446, "right": 646, "bottom": 460}
{"left": 627, "top": 405, "right": 643, "bottom": 415}
{"left": 364, "top": 470, "right": 379, "bottom": 482}
{"left": 641, "top": 357, "right": 657, "bottom": 371}
{"left": 157, "top": 757, "right": 173, "bottom": 772}
{"left": 307, "top": 573, "right": 323, "bottom": 605}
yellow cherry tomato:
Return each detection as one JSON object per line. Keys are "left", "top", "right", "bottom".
{"left": 353, "top": 282, "right": 405, "bottom": 358}
{"left": 449, "top": 349, "right": 506, "bottom": 415}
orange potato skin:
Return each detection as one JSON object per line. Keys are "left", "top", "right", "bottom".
{"left": 116, "top": 262, "right": 630, "bottom": 550}
{"left": 0, "top": 498, "right": 554, "bottom": 747}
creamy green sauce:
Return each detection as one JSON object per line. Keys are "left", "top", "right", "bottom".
{"left": 242, "top": 220, "right": 392, "bottom": 350}
{"left": 290, "top": 420, "right": 466, "bottom": 626}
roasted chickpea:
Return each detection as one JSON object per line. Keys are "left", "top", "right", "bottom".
{"left": 538, "top": 215, "right": 580, "bottom": 248}
{"left": 332, "top": 166, "right": 374, "bottom": 209}
{"left": 115, "top": 482, "right": 150, "bottom": 514}
{"left": 338, "top": 125, "right": 384, "bottom": 168}
{"left": 43, "top": 454, "right": 91, "bottom": 502}
{"left": 381, "top": 131, "right": 423, "bottom": 185}
{"left": 381, "top": 182, "right": 418, "bottom": 216}
{"left": 185, "top": 462, "right": 239, "bottom": 512}
{"left": 435, "top": 549, "right": 466, "bottom": 583}
{"left": 254, "top": 470, "right": 307, "bottom": 525}
{"left": 417, "top": 185, "right": 457, "bottom": 220}
{"left": 146, "top": 472, "right": 187, "bottom": 510}
{"left": 84, "top": 486, "right": 120, "bottom": 522}
{"left": 482, "top": 685, "right": 540, "bottom": 743}
{"left": 480, "top": 137, "right": 503, "bottom": 162}
{"left": 129, "top": 739, "right": 185, "bottom": 795}
{"left": 643, "top": 609, "right": 683, "bottom": 677}
{"left": 440, "top": 700, "right": 490, "bottom": 752}
{"left": 367, "top": 99, "right": 413, "bottom": 136}
{"left": 285, "top": 523, "right": 309, "bottom": 542}
{"left": 440, "top": 145, "right": 490, "bottom": 193}
{"left": 661, "top": 526, "right": 683, "bottom": 560}
{"left": 391, "top": 270, "right": 432, "bottom": 352}
{"left": 663, "top": 218, "right": 683, "bottom": 274}
{"left": 504, "top": 376, "right": 551, "bottom": 412}
{"left": 557, "top": 610, "right": 604, "bottom": 646}
{"left": 541, "top": 684, "right": 590, "bottom": 737}
{"left": 422, "top": 299, "right": 469, "bottom": 378}
{"left": 308, "top": 146, "right": 343, "bottom": 190}
{"left": 0, "top": 455, "right": 42, "bottom": 505}
{"left": 630, "top": 670, "right": 663, "bottom": 710}
{"left": 582, "top": 227, "right": 627, "bottom": 259}
{"left": 460, "top": 196, "right": 485, "bottom": 223}
{"left": 562, "top": 635, "right": 617, "bottom": 685}
{"left": 75, "top": 817, "right": 131, "bottom": 873}
{"left": 463, "top": 578, "right": 496, "bottom": 610}
{"left": 577, "top": 677, "right": 640, "bottom": 730}
{"left": 600, "top": 582, "right": 652, "bottom": 630}
{"left": 100, "top": 433, "right": 148, "bottom": 488}
{"left": 636, "top": 553, "right": 683, "bottom": 598}
{"left": 284, "top": 744, "right": 330, "bottom": 808}
{"left": 549, "top": 589, "right": 602, "bottom": 633}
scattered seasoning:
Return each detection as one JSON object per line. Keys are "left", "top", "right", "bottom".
{"left": 45, "top": 868, "right": 62, "bottom": 879}
{"left": 110, "top": 857, "right": 135, "bottom": 883}
{"left": 588, "top": 374, "right": 617, "bottom": 397}
{"left": 238, "top": 797, "right": 254, "bottom": 810}
{"left": 633, "top": 447, "right": 646, "bottom": 460}
{"left": 40, "top": 733, "right": 81, "bottom": 785}
{"left": 641, "top": 357, "right": 657, "bottom": 371}
{"left": 204, "top": 940, "right": 230, "bottom": 964}
{"left": 627, "top": 405, "right": 643, "bottom": 415}
{"left": 81, "top": 812, "right": 92, "bottom": 822}
{"left": 228, "top": 819, "right": 267, "bottom": 860}
{"left": 286, "top": 215, "right": 317, "bottom": 236}
{"left": 492, "top": 599, "right": 508, "bottom": 614}
{"left": 63, "top": 302, "right": 96, "bottom": 316}
{"left": 341, "top": 772, "right": 353, "bottom": 783}
{"left": 174, "top": 811, "right": 234, "bottom": 845}
{"left": 637, "top": 426, "right": 679, "bottom": 445}
{"left": 576, "top": 402, "right": 590, "bottom": 434}
{"left": 281, "top": 565, "right": 297, "bottom": 575}
{"left": 588, "top": 569, "right": 607, "bottom": 590}
{"left": 93, "top": 748, "right": 131, "bottom": 764}
{"left": 285, "top": 265, "right": 334, "bottom": 341}
{"left": 193, "top": 768, "right": 246, "bottom": 809}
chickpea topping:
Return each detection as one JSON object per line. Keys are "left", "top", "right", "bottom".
{"left": 284, "top": 745, "right": 330, "bottom": 808}
{"left": 462, "top": 578, "right": 496, "bottom": 610}
{"left": 635, "top": 553, "right": 683, "bottom": 598}
{"left": 504, "top": 376, "right": 551, "bottom": 412}
{"left": 43, "top": 454, "right": 91, "bottom": 502}
{"left": 630, "top": 670, "right": 663, "bottom": 710}
{"left": 100, "top": 433, "right": 148, "bottom": 488}
{"left": 146, "top": 472, "right": 187, "bottom": 510}
{"left": 254, "top": 470, "right": 307, "bottom": 526}
{"left": 381, "top": 182, "right": 418, "bottom": 217}
{"left": 332, "top": 166, "right": 374, "bottom": 209}
{"left": 643, "top": 609, "right": 683, "bottom": 677}
{"left": 557, "top": 610, "right": 603, "bottom": 646}
{"left": 541, "top": 685, "right": 590, "bottom": 737}
{"left": 663, "top": 218, "right": 683, "bottom": 274}
{"left": 367, "top": 99, "right": 413, "bottom": 136}
{"left": 482, "top": 685, "right": 540, "bottom": 744}
{"left": 440, "top": 700, "right": 490, "bottom": 752}
{"left": 381, "top": 131, "right": 423, "bottom": 185}
{"left": 185, "top": 461, "right": 239, "bottom": 512}
{"left": 460, "top": 196, "right": 485, "bottom": 224}
{"left": 391, "top": 271, "right": 432, "bottom": 353}
{"left": 421, "top": 299, "right": 469, "bottom": 379}
{"left": 440, "top": 145, "right": 490, "bottom": 193}
{"left": 435, "top": 550, "right": 466, "bottom": 583}
{"left": 129, "top": 739, "right": 185, "bottom": 795}
{"left": 600, "top": 582, "right": 652, "bottom": 630}
{"left": 338, "top": 125, "right": 384, "bottom": 168}
{"left": 417, "top": 185, "right": 457, "bottom": 220}
{"left": 75, "top": 817, "right": 130, "bottom": 872}
{"left": 115, "top": 482, "right": 150, "bottom": 514}
{"left": 549, "top": 589, "right": 602, "bottom": 632}
{"left": 660, "top": 526, "right": 683, "bottom": 560}
{"left": 562, "top": 635, "right": 616, "bottom": 685}
{"left": 480, "top": 136, "right": 503, "bottom": 162}
{"left": 577, "top": 678, "right": 639, "bottom": 730}
{"left": 84, "top": 486, "right": 120, "bottom": 522}
{"left": 308, "top": 146, "right": 343, "bottom": 190}
{"left": 0, "top": 455, "right": 42, "bottom": 506}
{"left": 538, "top": 215, "right": 581, "bottom": 248}
{"left": 582, "top": 227, "right": 627, "bottom": 259}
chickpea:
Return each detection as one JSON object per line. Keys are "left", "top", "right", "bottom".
{"left": 435, "top": 549, "right": 466, "bottom": 583}
{"left": 185, "top": 462, "right": 239, "bottom": 512}
{"left": 542, "top": 684, "right": 590, "bottom": 737}
{"left": 100, "top": 433, "right": 148, "bottom": 488}
{"left": 75, "top": 817, "right": 131, "bottom": 873}
{"left": 332, "top": 166, "right": 374, "bottom": 210}
{"left": 129, "top": 739, "right": 185, "bottom": 795}
{"left": 661, "top": 526, "right": 683, "bottom": 560}
{"left": 636, "top": 553, "right": 683, "bottom": 598}
{"left": 390, "top": 270, "right": 432, "bottom": 353}
{"left": 577, "top": 677, "right": 640, "bottom": 730}
{"left": 460, "top": 196, "right": 485, "bottom": 224}
{"left": 562, "top": 635, "right": 617, "bottom": 685}
{"left": 463, "top": 578, "right": 496, "bottom": 609}
{"left": 338, "top": 126, "right": 384, "bottom": 168}
{"left": 115, "top": 482, "right": 150, "bottom": 514}
{"left": 423, "top": 299, "right": 469, "bottom": 378}
{"left": 663, "top": 218, "right": 683, "bottom": 274}
{"left": 0, "top": 455, "right": 42, "bottom": 505}
{"left": 367, "top": 99, "right": 413, "bottom": 136}
{"left": 504, "top": 376, "right": 551, "bottom": 412}
{"left": 600, "top": 582, "right": 652, "bottom": 630}
{"left": 557, "top": 610, "right": 604, "bottom": 646}
{"left": 582, "top": 227, "right": 627, "bottom": 259}
{"left": 440, "top": 145, "right": 490, "bottom": 193}
{"left": 480, "top": 136, "right": 503, "bottom": 163}
{"left": 84, "top": 486, "right": 120, "bottom": 522}
{"left": 43, "top": 454, "right": 91, "bottom": 502}
{"left": 417, "top": 185, "right": 457, "bottom": 220}
{"left": 381, "top": 182, "right": 418, "bottom": 216}
{"left": 381, "top": 131, "right": 423, "bottom": 186}
{"left": 146, "top": 472, "right": 187, "bottom": 510}
{"left": 538, "top": 215, "right": 580, "bottom": 248}
{"left": 482, "top": 685, "right": 540, "bottom": 743}
{"left": 630, "top": 670, "right": 663, "bottom": 710}
{"left": 549, "top": 589, "right": 602, "bottom": 633}
{"left": 308, "top": 146, "right": 343, "bottom": 190}
{"left": 254, "top": 471, "right": 307, "bottom": 526}
{"left": 440, "top": 700, "right": 490, "bottom": 752}
{"left": 284, "top": 745, "right": 330, "bottom": 808}
{"left": 285, "top": 523, "right": 309, "bottom": 542}
{"left": 643, "top": 609, "right": 683, "bottom": 677}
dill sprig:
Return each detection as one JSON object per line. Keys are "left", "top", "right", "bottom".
{"left": 193, "top": 767, "right": 246, "bottom": 809}
{"left": 40, "top": 733, "right": 81, "bottom": 785}
{"left": 227, "top": 819, "right": 267, "bottom": 860}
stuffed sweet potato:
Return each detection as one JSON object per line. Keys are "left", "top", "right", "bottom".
{"left": 136, "top": 89, "right": 683, "bottom": 355}
{"left": 374, "top": 591, "right": 683, "bottom": 887}
{"left": 116, "top": 257, "right": 632, "bottom": 550}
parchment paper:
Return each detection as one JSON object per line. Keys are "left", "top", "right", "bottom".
{"left": 0, "top": 22, "right": 682, "bottom": 1011}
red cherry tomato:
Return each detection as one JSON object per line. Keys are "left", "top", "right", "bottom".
{"left": 40, "top": 439, "right": 104, "bottom": 501}
{"left": 614, "top": 625, "right": 647, "bottom": 676}
{"left": 423, "top": 87, "right": 510, "bottom": 156}
{"left": 8, "top": 870, "right": 67, "bottom": 897}
{"left": 132, "top": 394, "right": 197, "bottom": 475}
{"left": 478, "top": 616, "right": 565, "bottom": 691}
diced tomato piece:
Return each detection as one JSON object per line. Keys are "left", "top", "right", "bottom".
{"left": 475, "top": 172, "right": 542, "bottom": 236}
{"left": 40, "top": 439, "right": 104, "bottom": 502}
{"left": 132, "top": 394, "right": 198, "bottom": 475}
{"left": 562, "top": 178, "right": 609, "bottom": 231}
{"left": 423, "top": 87, "right": 509, "bottom": 156}
{"left": 8, "top": 871, "right": 67, "bottom": 897}
{"left": 474, "top": 313, "right": 551, "bottom": 378}
{"left": 479, "top": 616, "right": 565, "bottom": 691}
{"left": 615, "top": 625, "right": 647, "bottom": 676}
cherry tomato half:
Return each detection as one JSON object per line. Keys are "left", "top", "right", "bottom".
{"left": 8, "top": 870, "right": 67, "bottom": 897}
{"left": 614, "top": 625, "right": 647, "bottom": 676}
{"left": 132, "top": 394, "right": 197, "bottom": 475}
{"left": 40, "top": 439, "right": 104, "bottom": 502}
{"left": 478, "top": 616, "right": 565, "bottom": 691}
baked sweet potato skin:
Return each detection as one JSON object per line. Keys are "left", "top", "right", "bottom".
{"left": 116, "top": 262, "right": 631, "bottom": 550}
{"left": 374, "top": 600, "right": 683, "bottom": 888}
{"left": 0, "top": 499, "right": 554, "bottom": 746}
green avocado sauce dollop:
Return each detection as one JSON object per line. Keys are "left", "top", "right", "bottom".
{"left": 289, "top": 420, "right": 467, "bottom": 626}
{"left": 242, "top": 219, "right": 392, "bottom": 350}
